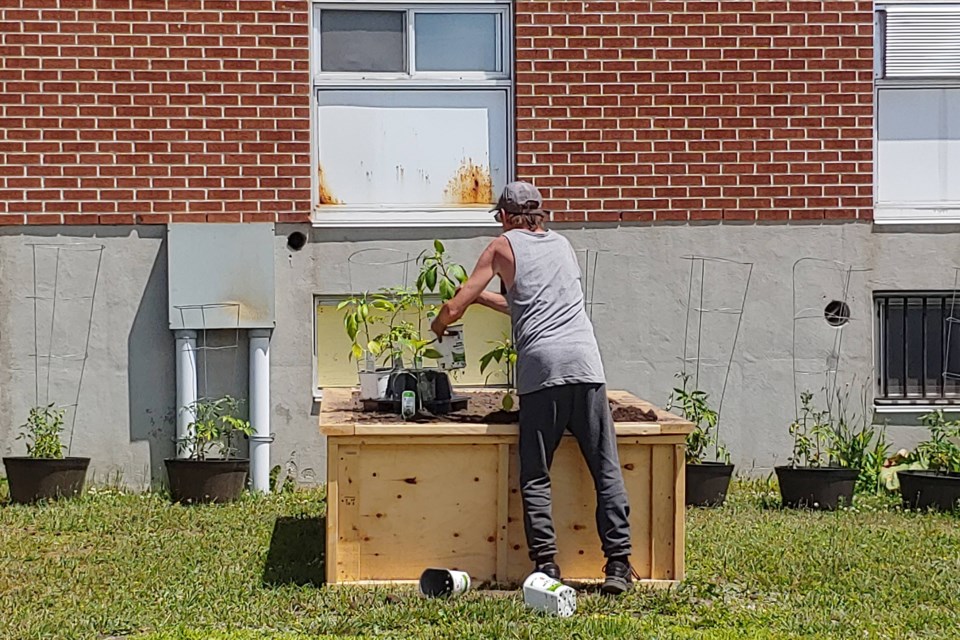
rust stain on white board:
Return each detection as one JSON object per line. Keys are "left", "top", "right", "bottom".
{"left": 443, "top": 159, "right": 493, "bottom": 205}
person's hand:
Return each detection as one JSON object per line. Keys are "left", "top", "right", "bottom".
{"left": 431, "top": 315, "right": 447, "bottom": 341}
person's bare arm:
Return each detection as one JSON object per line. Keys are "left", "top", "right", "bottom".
{"left": 431, "top": 238, "right": 506, "bottom": 337}
{"left": 475, "top": 290, "right": 510, "bottom": 315}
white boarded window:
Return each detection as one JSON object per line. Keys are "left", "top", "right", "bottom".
{"left": 311, "top": 3, "right": 513, "bottom": 227}
{"left": 875, "top": 3, "right": 960, "bottom": 223}
{"left": 881, "top": 5, "right": 960, "bottom": 79}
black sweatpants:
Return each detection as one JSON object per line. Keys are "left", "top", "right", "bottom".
{"left": 518, "top": 382, "right": 632, "bottom": 562}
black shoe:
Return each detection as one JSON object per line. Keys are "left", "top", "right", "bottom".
{"left": 601, "top": 559, "right": 636, "bottom": 595}
{"left": 533, "top": 561, "right": 562, "bottom": 581}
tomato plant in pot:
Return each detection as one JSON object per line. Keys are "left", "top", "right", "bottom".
{"left": 478, "top": 334, "right": 519, "bottom": 423}
{"left": 667, "top": 373, "right": 733, "bottom": 507}
{"left": 895, "top": 410, "right": 960, "bottom": 511}
{"left": 776, "top": 386, "right": 887, "bottom": 510}
{"left": 339, "top": 291, "right": 392, "bottom": 401}
{"left": 164, "top": 395, "right": 254, "bottom": 503}
{"left": 3, "top": 404, "right": 90, "bottom": 504}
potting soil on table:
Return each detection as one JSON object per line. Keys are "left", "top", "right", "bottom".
{"left": 346, "top": 392, "right": 657, "bottom": 424}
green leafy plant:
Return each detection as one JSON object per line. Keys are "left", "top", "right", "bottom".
{"left": 479, "top": 334, "right": 517, "bottom": 411}
{"left": 788, "top": 391, "right": 828, "bottom": 467}
{"left": 17, "top": 404, "right": 66, "bottom": 459}
{"left": 340, "top": 240, "right": 468, "bottom": 373}
{"left": 178, "top": 396, "right": 254, "bottom": 461}
{"left": 788, "top": 386, "right": 891, "bottom": 493}
{"left": 914, "top": 410, "right": 960, "bottom": 473}
{"left": 368, "top": 287, "right": 439, "bottom": 368}
{"left": 417, "top": 239, "right": 468, "bottom": 302}
{"left": 337, "top": 291, "right": 382, "bottom": 365}
{"left": 667, "top": 373, "right": 728, "bottom": 464}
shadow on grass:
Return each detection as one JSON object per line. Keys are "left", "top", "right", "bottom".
{"left": 262, "top": 515, "right": 326, "bottom": 587}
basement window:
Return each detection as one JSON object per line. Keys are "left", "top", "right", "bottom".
{"left": 875, "top": 293, "right": 960, "bottom": 406}
{"left": 311, "top": 3, "right": 513, "bottom": 228}
{"left": 874, "top": 3, "right": 960, "bottom": 224}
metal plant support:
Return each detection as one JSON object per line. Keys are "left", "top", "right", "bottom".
{"left": 28, "top": 242, "right": 105, "bottom": 454}
{"left": 576, "top": 249, "right": 608, "bottom": 322}
{"left": 791, "top": 258, "right": 871, "bottom": 418}
{"left": 679, "top": 255, "right": 754, "bottom": 457}
{"left": 346, "top": 247, "right": 414, "bottom": 294}
{"left": 173, "top": 303, "right": 241, "bottom": 400}
{"left": 944, "top": 267, "right": 960, "bottom": 384}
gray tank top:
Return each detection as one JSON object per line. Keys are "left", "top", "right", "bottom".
{"left": 503, "top": 229, "right": 606, "bottom": 395}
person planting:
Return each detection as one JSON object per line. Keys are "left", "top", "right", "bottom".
{"left": 430, "top": 181, "right": 635, "bottom": 595}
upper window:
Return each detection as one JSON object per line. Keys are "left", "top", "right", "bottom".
{"left": 311, "top": 3, "right": 513, "bottom": 227}
{"left": 875, "top": 292, "right": 960, "bottom": 405}
{"left": 874, "top": 4, "right": 960, "bottom": 224}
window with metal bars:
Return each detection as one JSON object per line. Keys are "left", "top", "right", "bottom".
{"left": 875, "top": 293, "right": 960, "bottom": 404}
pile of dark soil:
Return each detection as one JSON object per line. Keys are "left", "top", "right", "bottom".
{"left": 346, "top": 392, "right": 659, "bottom": 424}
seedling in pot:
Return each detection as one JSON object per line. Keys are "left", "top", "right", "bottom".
{"left": 338, "top": 291, "right": 382, "bottom": 369}
{"left": 178, "top": 395, "right": 254, "bottom": 461}
{"left": 17, "top": 404, "right": 66, "bottom": 459}
{"left": 666, "top": 373, "right": 728, "bottom": 464}
{"left": 479, "top": 334, "right": 517, "bottom": 411}
{"left": 417, "top": 239, "right": 468, "bottom": 303}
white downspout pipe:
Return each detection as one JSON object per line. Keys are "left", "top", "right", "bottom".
{"left": 175, "top": 329, "right": 198, "bottom": 459}
{"left": 249, "top": 328, "right": 273, "bottom": 493}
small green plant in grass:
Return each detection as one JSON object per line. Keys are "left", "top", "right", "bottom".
{"left": 667, "top": 373, "right": 729, "bottom": 464}
{"left": 479, "top": 334, "right": 517, "bottom": 411}
{"left": 17, "top": 404, "right": 66, "bottom": 459}
{"left": 178, "top": 396, "right": 254, "bottom": 461}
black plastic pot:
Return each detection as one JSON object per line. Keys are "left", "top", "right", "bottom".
{"left": 685, "top": 462, "right": 735, "bottom": 507}
{"left": 775, "top": 466, "right": 858, "bottom": 510}
{"left": 898, "top": 470, "right": 960, "bottom": 511}
{"left": 2, "top": 457, "right": 90, "bottom": 504}
{"left": 164, "top": 458, "right": 249, "bottom": 504}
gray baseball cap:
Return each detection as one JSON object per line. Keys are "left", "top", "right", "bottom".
{"left": 491, "top": 181, "right": 544, "bottom": 220}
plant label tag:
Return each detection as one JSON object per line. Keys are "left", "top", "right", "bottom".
{"left": 436, "top": 325, "right": 466, "bottom": 371}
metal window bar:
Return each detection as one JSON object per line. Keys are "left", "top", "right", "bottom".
{"left": 876, "top": 291, "right": 960, "bottom": 403}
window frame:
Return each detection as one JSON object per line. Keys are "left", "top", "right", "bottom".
{"left": 873, "top": 2, "right": 960, "bottom": 224}
{"left": 873, "top": 291, "right": 960, "bottom": 408}
{"left": 309, "top": 0, "right": 513, "bottom": 228}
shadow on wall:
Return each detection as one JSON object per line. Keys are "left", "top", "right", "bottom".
{"left": 127, "top": 238, "right": 176, "bottom": 488}
{"left": 262, "top": 516, "right": 326, "bottom": 587}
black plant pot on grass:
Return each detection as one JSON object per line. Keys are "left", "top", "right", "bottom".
{"left": 898, "top": 470, "right": 960, "bottom": 511}
{"left": 775, "top": 466, "right": 859, "bottom": 510}
{"left": 164, "top": 458, "right": 249, "bottom": 504}
{"left": 686, "top": 462, "right": 735, "bottom": 507}
{"left": 2, "top": 457, "right": 90, "bottom": 504}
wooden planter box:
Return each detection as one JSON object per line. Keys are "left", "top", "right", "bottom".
{"left": 319, "top": 389, "right": 692, "bottom": 587}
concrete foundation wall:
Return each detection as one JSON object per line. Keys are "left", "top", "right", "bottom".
{"left": 1, "top": 223, "right": 957, "bottom": 486}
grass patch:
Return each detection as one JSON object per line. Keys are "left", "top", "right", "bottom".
{"left": 0, "top": 481, "right": 958, "bottom": 639}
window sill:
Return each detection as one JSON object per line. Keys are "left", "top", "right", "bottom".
{"left": 874, "top": 403, "right": 960, "bottom": 414}
{"left": 874, "top": 206, "right": 960, "bottom": 225}
{"left": 311, "top": 207, "right": 500, "bottom": 228}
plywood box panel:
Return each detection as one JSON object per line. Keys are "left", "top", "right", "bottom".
{"left": 321, "top": 389, "right": 691, "bottom": 586}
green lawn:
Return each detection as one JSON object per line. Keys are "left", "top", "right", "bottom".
{"left": 1, "top": 480, "right": 958, "bottom": 639}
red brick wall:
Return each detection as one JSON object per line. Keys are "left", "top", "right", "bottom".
{"left": 0, "top": 0, "right": 311, "bottom": 225}
{"left": 515, "top": 0, "right": 874, "bottom": 223}
{"left": 1, "top": 1, "right": 874, "bottom": 226}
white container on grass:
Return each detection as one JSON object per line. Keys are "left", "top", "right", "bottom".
{"left": 522, "top": 572, "right": 577, "bottom": 617}
{"left": 419, "top": 568, "right": 471, "bottom": 597}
